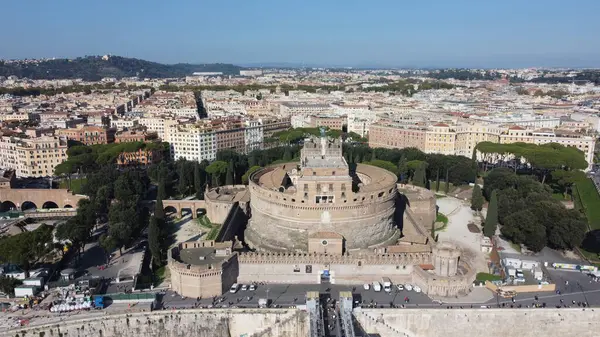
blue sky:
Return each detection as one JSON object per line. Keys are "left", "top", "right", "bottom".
{"left": 2, "top": 0, "right": 600, "bottom": 68}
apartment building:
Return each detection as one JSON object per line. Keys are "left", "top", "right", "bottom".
{"left": 309, "top": 115, "right": 345, "bottom": 130}
{"left": 166, "top": 123, "right": 218, "bottom": 162}
{"left": 244, "top": 120, "right": 264, "bottom": 152}
{"left": 114, "top": 130, "right": 149, "bottom": 143}
{"left": 369, "top": 122, "right": 596, "bottom": 169}
{"left": 0, "top": 135, "right": 67, "bottom": 177}
{"left": 116, "top": 148, "right": 163, "bottom": 167}
{"left": 57, "top": 125, "right": 115, "bottom": 145}
{"left": 279, "top": 102, "right": 332, "bottom": 116}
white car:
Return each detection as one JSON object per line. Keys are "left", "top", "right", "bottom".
{"left": 404, "top": 284, "right": 413, "bottom": 291}
{"left": 249, "top": 284, "right": 256, "bottom": 291}
{"left": 241, "top": 284, "right": 248, "bottom": 291}
{"left": 396, "top": 284, "right": 404, "bottom": 291}
{"left": 413, "top": 286, "right": 422, "bottom": 293}
{"left": 363, "top": 283, "right": 370, "bottom": 290}
{"left": 229, "top": 283, "right": 239, "bottom": 293}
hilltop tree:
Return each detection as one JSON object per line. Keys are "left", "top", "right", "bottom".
{"left": 484, "top": 190, "right": 498, "bottom": 238}
{"left": 226, "top": 162, "right": 234, "bottom": 185}
{"left": 412, "top": 164, "right": 426, "bottom": 188}
{"left": 471, "top": 185, "right": 484, "bottom": 212}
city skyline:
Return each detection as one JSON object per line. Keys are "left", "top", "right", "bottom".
{"left": 2, "top": 0, "right": 600, "bottom": 68}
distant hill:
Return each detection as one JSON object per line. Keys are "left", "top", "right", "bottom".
{"left": 0, "top": 56, "right": 244, "bottom": 81}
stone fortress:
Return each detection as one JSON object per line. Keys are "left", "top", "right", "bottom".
{"left": 168, "top": 133, "right": 477, "bottom": 299}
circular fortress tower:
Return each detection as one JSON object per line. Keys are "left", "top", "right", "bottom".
{"left": 245, "top": 135, "right": 399, "bottom": 252}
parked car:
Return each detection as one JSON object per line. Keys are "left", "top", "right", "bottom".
{"left": 396, "top": 284, "right": 404, "bottom": 291}
{"left": 249, "top": 284, "right": 256, "bottom": 291}
{"left": 241, "top": 284, "right": 248, "bottom": 291}
{"left": 413, "top": 286, "right": 422, "bottom": 293}
{"left": 404, "top": 284, "right": 413, "bottom": 291}
{"left": 363, "top": 283, "right": 370, "bottom": 290}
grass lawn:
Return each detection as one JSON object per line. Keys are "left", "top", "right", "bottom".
{"left": 475, "top": 272, "right": 502, "bottom": 282}
{"left": 573, "top": 178, "right": 600, "bottom": 230}
{"left": 197, "top": 215, "right": 221, "bottom": 240}
{"left": 436, "top": 212, "right": 448, "bottom": 224}
{"left": 153, "top": 265, "right": 168, "bottom": 287}
{"left": 59, "top": 177, "right": 87, "bottom": 194}
{"left": 509, "top": 242, "right": 522, "bottom": 253}
{"left": 552, "top": 192, "right": 568, "bottom": 200}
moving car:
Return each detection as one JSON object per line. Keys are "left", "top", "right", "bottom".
{"left": 363, "top": 283, "right": 370, "bottom": 290}
{"left": 404, "top": 284, "right": 413, "bottom": 291}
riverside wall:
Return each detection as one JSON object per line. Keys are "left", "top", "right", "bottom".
{"left": 355, "top": 308, "right": 600, "bottom": 337}
{"left": 4, "top": 309, "right": 308, "bottom": 337}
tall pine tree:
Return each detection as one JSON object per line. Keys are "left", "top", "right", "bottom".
{"left": 471, "top": 185, "right": 484, "bottom": 211}
{"left": 444, "top": 169, "right": 450, "bottom": 194}
{"left": 225, "top": 163, "right": 234, "bottom": 186}
{"left": 483, "top": 190, "right": 498, "bottom": 238}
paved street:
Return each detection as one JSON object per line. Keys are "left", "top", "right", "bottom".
{"left": 159, "top": 270, "right": 600, "bottom": 310}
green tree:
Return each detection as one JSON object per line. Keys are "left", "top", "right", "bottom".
{"left": 435, "top": 169, "right": 440, "bottom": 192}
{"left": 471, "top": 185, "right": 484, "bottom": 212}
{"left": 444, "top": 169, "right": 450, "bottom": 194}
{"left": 225, "top": 162, "right": 234, "bottom": 185}
{"left": 283, "top": 147, "right": 293, "bottom": 161}
{"left": 412, "top": 164, "right": 426, "bottom": 187}
{"left": 501, "top": 210, "right": 546, "bottom": 252}
{"left": 194, "top": 163, "right": 206, "bottom": 199}
{"left": 157, "top": 178, "right": 167, "bottom": 201}
{"left": 148, "top": 216, "right": 164, "bottom": 266}
{"left": 242, "top": 166, "right": 262, "bottom": 185}
{"left": 206, "top": 160, "right": 228, "bottom": 186}
{"left": 0, "top": 276, "right": 22, "bottom": 296}
{"left": 484, "top": 190, "right": 498, "bottom": 238}
{"left": 154, "top": 198, "right": 165, "bottom": 222}
{"left": 363, "top": 160, "right": 399, "bottom": 176}
{"left": 371, "top": 149, "right": 377, "bottom": 161}
{"left": 0, "top": 225, "right": 53, "bottom": 276}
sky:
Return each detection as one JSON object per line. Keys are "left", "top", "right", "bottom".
{"left": 2, "top": 0, "right": 600, "bottom": 68}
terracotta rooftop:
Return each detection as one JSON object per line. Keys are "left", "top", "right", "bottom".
{"left": 433, "top": 123, "right": 449, "bottom": 127}
{"left": 508, "top": 125, "right": 525, "bottom": 130}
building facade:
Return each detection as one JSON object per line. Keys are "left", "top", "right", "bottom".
{"left": 0, "top": 135, "right": 67, "bottom": 177}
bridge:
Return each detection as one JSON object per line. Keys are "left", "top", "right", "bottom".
{"left": 0, "top": 188, "right": 87, "bottom": 212}
{"left": 162, "top": 199, "right": 207, "bottom": 219}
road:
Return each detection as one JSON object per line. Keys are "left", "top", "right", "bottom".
{"left": 159, "top": 271, "right": 600, "bottom": 310}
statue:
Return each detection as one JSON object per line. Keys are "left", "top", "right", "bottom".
{"left": 319, "top": 126, "right": 326, "bottom": 138}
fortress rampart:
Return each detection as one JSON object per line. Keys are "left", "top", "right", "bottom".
{"left": 355, "top": 308, "right": 600, "bottom": 337}
{"left": 3, "top": 309, "right": 308, "bottom": 337}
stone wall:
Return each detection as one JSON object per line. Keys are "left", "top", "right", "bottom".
{"left": 355, "top": 308, "right": 600, "bottom": 337}
{"left": 4, "top": 309, "right": 308, "bottom": 337}
{"left": 397, "top": 184, "right": 436, "bottom": 232}
{"left": 0, "top": 188, "right": 86, "bottom": 210}
{"left": 215, "top": 202, "right": 247, "bottom": 242}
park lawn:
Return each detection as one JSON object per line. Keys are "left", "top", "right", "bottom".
{"left": 206, "top": 225, "right": 222, "bottom": 240}
{"left": 573, "top": 178, "right": 600, "bottom": 230}
{"left": 152, "top": 265, "right": 169, "bottom": 287}
{"left": 475, "top": 272, "right": 502, "bottom": 282}
{"left": 59, "top": 177, "right": 87, "bottom": 194}
{"left": 436, "top": 212, "right": 448, "bottom": 225}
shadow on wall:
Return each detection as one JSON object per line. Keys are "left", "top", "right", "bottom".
{"left": 352, "top": 316, "right": 381, "bottom": 337}
{"left": 395, "top": 194, "right": 409, "bottom": 233}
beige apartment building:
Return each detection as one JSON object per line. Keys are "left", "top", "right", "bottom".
{"left": 0, "top": 134, "right": 68, "bottom": 177}
{"left": 369, "top": 122, "right": 596, "bottom": 169}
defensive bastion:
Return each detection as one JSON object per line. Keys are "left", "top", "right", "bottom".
{"left": 355, "top": 308, "right": 600, "bottom": 337}
{"left": 3, "top": 309, "right": 308, "bottom": 337}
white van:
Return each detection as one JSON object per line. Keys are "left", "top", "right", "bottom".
{"left": 372, "top": 281, "right": 382, "bottom": 292}
{"left": 229, "top": 283, "right": 239, "bottom": 293}
{"left": 382, "top": 277, "right": 392, "bottom": 292}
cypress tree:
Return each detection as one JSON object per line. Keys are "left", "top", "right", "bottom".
{"left": 225, "top": 164, "right": 234, "bottom": 186}
{"left": 483, "top": 190, "right": 498, "bottom": 238}
{"left": 371, "top": 149, "right": 376, "bottom": 161}
{"left": 471, "top": 185, "right": 484, "bottom": 212}
{"left": 148, "top": 216, "right": 163, "bottom": 266}
{"left": 283, "top": 147, "right": 292, "bottom": 161}
{"left": 435, "top": 169, "right": 440, "bottom": 192}
{"left": 154, "top": 198, "right": 165, "bottom": 222}
{"left": 413, "top": 165, "right": 426, "bottom": 187}
{"left": 444, "top": 169, "right": 450, "bottom": 194}
{"left": 157, "top": 178, "right": 167, "bottom": 201}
